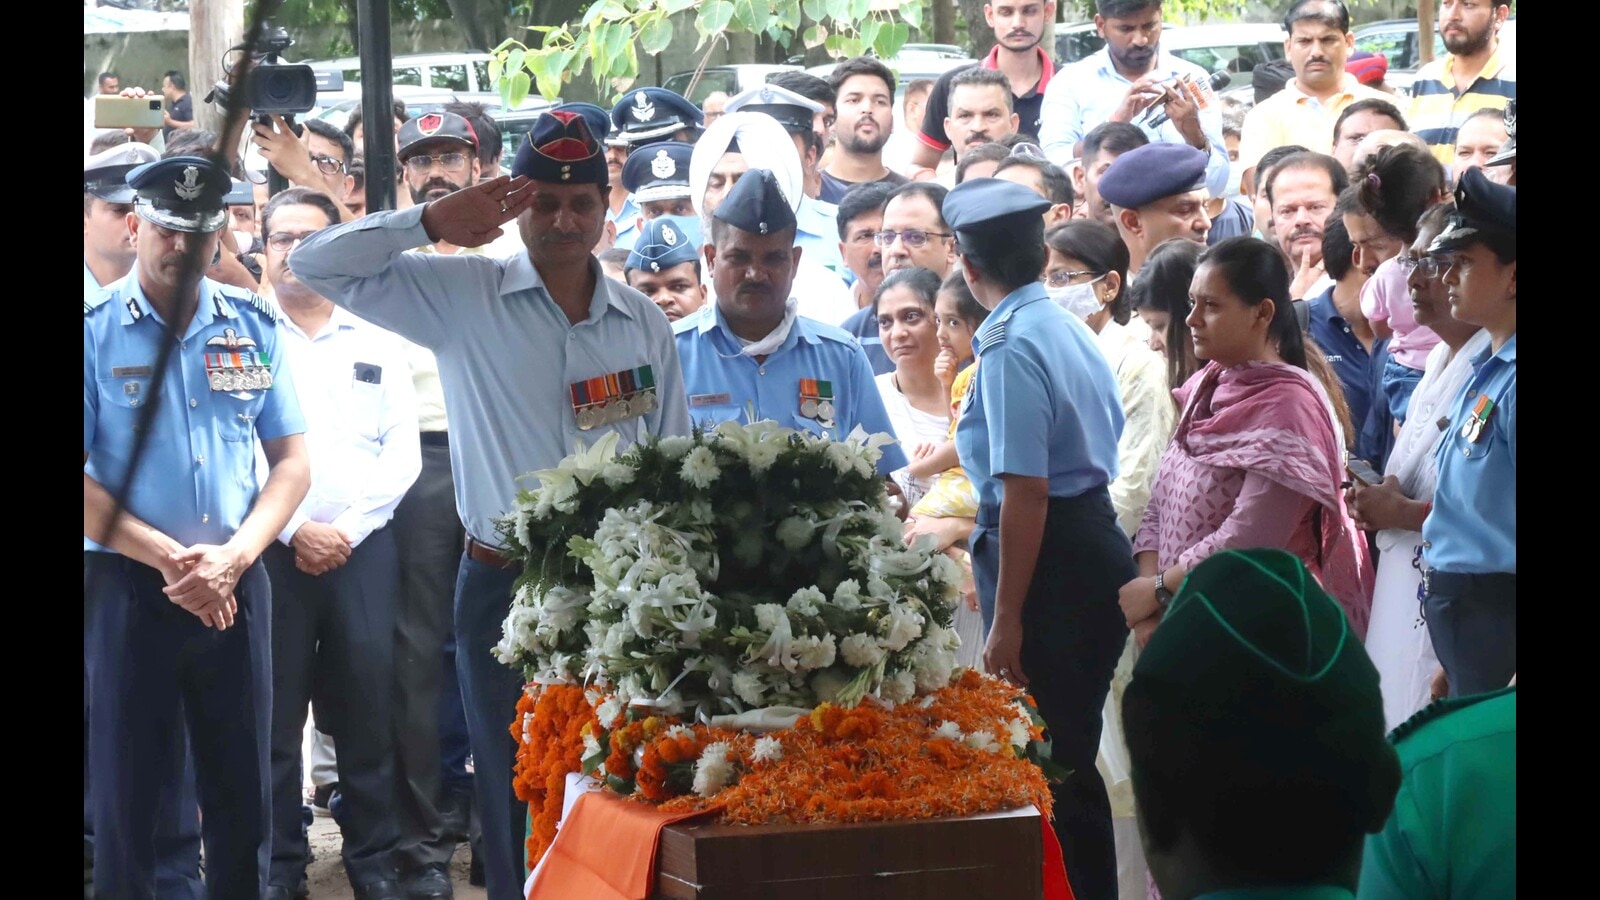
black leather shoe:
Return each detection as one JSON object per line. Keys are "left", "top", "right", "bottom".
{"left": 468, "top": 848, "right": 484, "bottom": 887}
{"left": 402, "top": 864, "right": 454, "bottom": 899}
{"left": 353, "top": 880, "right": 406, "bottom": 900}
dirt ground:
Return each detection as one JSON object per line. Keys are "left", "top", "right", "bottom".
{"left": 304, "top": 816, "right": 487, "bottom": 900}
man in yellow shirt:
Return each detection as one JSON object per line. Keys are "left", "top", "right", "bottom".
{"left": 1236, "top": 0, "right": 1386, "bottom": 186}
{"left": 1407, "top": 0, "right": 1515, "bottom": 166}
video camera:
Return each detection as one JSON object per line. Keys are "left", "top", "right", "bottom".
{"left": 205, "top": 23, "right": 318, "bottom": 118}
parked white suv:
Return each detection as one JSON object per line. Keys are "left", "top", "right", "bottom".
{"left": 303, "top": 52, "right": 496, "bottom": 95}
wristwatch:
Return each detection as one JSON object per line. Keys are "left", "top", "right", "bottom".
{"left": 1153, "top": 573, "right": 1175, "bottom": 609}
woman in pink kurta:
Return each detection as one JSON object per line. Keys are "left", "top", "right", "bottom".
{"left": 1119, "top": 238, "right": 1374, "bottom": 650}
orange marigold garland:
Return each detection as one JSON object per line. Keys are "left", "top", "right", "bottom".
{"left": 510, "top": 684, "right": 600, "bottom": 867}
{"left": 512, "top": 669, "right": 1060, "bottom": 868}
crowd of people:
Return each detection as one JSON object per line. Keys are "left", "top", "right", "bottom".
{"left": 84, "top": 0, "right": 1515, "bottom": 898}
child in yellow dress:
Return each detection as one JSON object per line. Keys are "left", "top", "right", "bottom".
{"left": 904, "top": 273, "right": 989, "bottom": 664}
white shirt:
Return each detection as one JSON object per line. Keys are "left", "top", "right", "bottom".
{"left": 873, "top": 371, "right": 950, "bottom": 508}
{"left": 271, "top": 305, "right": 422, "bottom": 547}
{"left": 1095, "top": 320, "right": 1175, "bottom": 538}
{"left": 1039, "top": 48, "right": 1231, "bottom": 198}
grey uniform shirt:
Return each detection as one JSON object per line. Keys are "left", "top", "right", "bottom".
{"left": 291, "top": 204, "right": 692, "bottom": 546}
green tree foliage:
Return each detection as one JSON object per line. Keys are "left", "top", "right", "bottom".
{"left": 492, "top": 0, "right": 925, "bottom": 105}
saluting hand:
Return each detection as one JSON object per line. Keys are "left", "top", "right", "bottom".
{"left": 420, "top": 175, "right": 538, "bottom": 248}
{"left": 165, "top": 543, "right": 247, "bottom": 629}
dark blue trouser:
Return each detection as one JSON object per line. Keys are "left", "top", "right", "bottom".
{"left": 1424, "top": 570, "right": 1516, "bottom": 698}
{"left": 85, "top": 552, "right": 272, "bottom": 900}
{"left": 392, "top": 441, "right": 467, "bottom": 871}
{"left": 265, "top": 529, "right": 401, "bottom": 889}
{"left": 454, "top": 553, "right": 526, "bottom": 900}
{"left": 82, "top": 683, "right": 204, "bottom": 900}
{"left": 970, "top": 489, "right": 1133, "bottom": 900}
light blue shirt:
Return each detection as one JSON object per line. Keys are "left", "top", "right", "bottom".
{"left": 610, "top": 194, "right": 642, "bottom": 251}
{"left": 1038, "top": 47, "right": 1230, "bottom": 199}
{"left": 291, "top": 204, "right": 692, "bottom": 546}
{"left": 796, "top": 195, "right": 847, "bottom": 282}
{"left": 672, "top": 303, "right": 909, "bottom": 477}
{"left": 1423, "top": 335, "right": 1516, "bottom": 574}
{"left": 84, "top": 272, "right": 305, "bottom": 551}
{"left": 955, "top": 282, "right": 1124, "bottom": 511}
{"left": 84, "top": 259, "right": 109, "bottom": 309}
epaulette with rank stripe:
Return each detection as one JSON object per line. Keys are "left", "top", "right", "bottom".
{"left": 976, "top": 323, "right": 1008, "bottom": 357}
{"left": 240, "top": 290, "right": 279, "bottom": 323}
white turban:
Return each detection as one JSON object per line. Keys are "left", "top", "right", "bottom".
{"left": 688, "top": 111, "right": 803, "bottom": 220}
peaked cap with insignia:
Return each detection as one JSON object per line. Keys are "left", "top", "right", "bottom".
{"left": 85, "top": 141, "right": 159, "bottom": 203}
{"left": 621, "top": 141, "right": 693, "bottom": 202}
{"left": 610, "top": 87, "right": 703, "bottom": 146}
{"left": 126, "top": 155, "right": 231, "bottom": 233}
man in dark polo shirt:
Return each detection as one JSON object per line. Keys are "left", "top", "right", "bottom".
{"left": 908, "top": 0, "right": 1057, "bottom": 172}
{"left": 1305, "top": 205, "right": 1376, "bottom": 434}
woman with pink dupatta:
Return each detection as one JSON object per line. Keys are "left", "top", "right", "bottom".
{"left": 1119, "top": 238, "right": 1374, "bottom": 651}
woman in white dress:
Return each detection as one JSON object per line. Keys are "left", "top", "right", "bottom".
{"left": 1347, "top": 205, "right": 1488, "bottom": 730}
{"left": 871, "top": 267, "right": 986, "bottom": 669}
{"left": 870, "top": 267, "right": 951, "bottom": 508}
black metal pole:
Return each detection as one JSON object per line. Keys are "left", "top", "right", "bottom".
{"left": 357, "top": 0, "right": 397, "bottom": 213}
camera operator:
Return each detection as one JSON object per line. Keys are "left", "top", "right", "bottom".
{"left": 252, "top": 116, "right": 359, "bottom": 222}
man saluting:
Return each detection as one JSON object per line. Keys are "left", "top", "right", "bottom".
{"left": 291, "top": 110, "right": 691, "bottom": 900}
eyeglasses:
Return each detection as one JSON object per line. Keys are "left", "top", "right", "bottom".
{"left": 266, "top": 231, "right": 317, "bottom": 253}
{"left": 1396, "top": 255, "right": 1454, "bottom": 279}
{"left": 873, "top": 229, "right": 953, "bottom": 249}
{"left": 1044, "top": 269, "right": 1099, "bottom": 288}
{"left": 403, "top": 151, "right": 471, "bottom": 174}
{"left": 310, "top": 153, "right": 346, "bottom": 176}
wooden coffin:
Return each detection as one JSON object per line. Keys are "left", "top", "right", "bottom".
{"left": 654, "top": 806, "right": 1044, "bottom": 900}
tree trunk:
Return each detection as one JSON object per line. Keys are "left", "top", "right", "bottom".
{"left": 932, "top": 0, "right": 955, "bottom": 46}
{"left": 189, "top": 0, "right": 245, "bottom": 133}
{"left": 956, "top": 0, "right": 993, "bottom": 58}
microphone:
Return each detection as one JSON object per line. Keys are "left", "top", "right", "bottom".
{"left": 1143, "top": 70, "right": 1231, "bottom": 130}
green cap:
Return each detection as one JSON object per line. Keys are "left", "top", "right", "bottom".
{"left": 1128, "top": 549, "right": 1397, "bottom": 813}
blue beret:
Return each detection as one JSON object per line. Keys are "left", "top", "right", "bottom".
{"left": 625, "top": 215, "right": 703, "bottom": 274}
{"left": 1097, "top": 142, "right": 1210, "bottom": 210}
{"left": 723, "top": 84, "right": 822, "bottom": 135}
{"left": 1430, "top": 166, "right": 1515, "bottom": 254}
{"left": 511, "top": 110, "right": 608, "bottom": 185}
{"left": 85, "top": 141, "right": 159, "bottom": 203}
{"left": 553, "top": 102, "right": 613, "bottom": 152}
{"left": 942, "top": 177, "right": 1051, "bottom": 255}
{"left": 611, "top": 87, "right": 703, "bottom": 145}
{"left": 126, "top": 156, "right": 231, "bottom": 233}
{"left": 712, "top": 168, "right": 796, "bottom": 236}
{"left": 621, "top": 141, "right": 693, "bottom": 202}
{"left": 398, "top": 111, "right": 479, "bottom": 159}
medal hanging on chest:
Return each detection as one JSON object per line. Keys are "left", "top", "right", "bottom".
{"left": 570, "top": 365, "right": 657, "bottom": 431}
{"left": 1460, "top": 393, "right": 1494, "bottom": 444}
{"left": 799, "top": 378, "right": 836, "bottom": 428}
{"left": 203, "top": 350, "right": 273, "bottom": 392}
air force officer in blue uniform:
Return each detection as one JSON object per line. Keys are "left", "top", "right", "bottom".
{"left": 673, "top": 168, "right": 908, "bottom": 477}
{"left": 84, "top": 155, "right": 311, "bottom": 899}
{"left": 948, "top": 177, "right": 1134, "bottom": 900}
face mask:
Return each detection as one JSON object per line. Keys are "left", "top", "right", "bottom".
{"left": 1048, "top": 277, "right": 1105, "bottom": 321}
{"left": 1224, "top": 164, "right": 1244, "bottom": 199}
